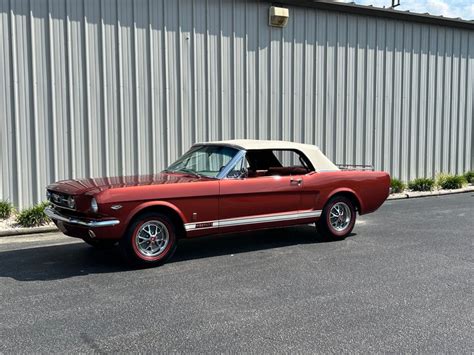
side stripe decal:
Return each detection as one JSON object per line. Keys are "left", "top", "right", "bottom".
{"left": 184, "top": 210, "right": 322, "bottom": 231}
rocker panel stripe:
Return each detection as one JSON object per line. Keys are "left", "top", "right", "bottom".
{"left": 184, "top": 210, "right": 322, "bottom": 231}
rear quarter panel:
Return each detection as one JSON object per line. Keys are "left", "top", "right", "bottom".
{"left": 303, "top": 171, "right": 390, "bottom": 215}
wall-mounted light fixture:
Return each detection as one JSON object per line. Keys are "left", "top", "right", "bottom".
{"left": 269, "top": 6, "right": 289, "bottom": 28}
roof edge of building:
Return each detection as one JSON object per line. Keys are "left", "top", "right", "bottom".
{"left": 273, "top": 0, "right": 474, "bottom": 30}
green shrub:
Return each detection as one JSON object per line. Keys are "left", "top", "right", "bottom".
{"left": 0, "top": 201, "right": 14, "bottom": 219}
{"left": 390, "top": 178, "right": 406, "bottom": 193}
{"left": 464, "top": 171, "right": 474, "bottom": 184}
{"left": 16, "top": 202, "right": 50, "bottom": 227}
{"left": 408, "top": 178, "right": 435, "bottom": 192}
{"left": 438, "top": 175, "right": 467, "bottom": 190}
{"left": 435, "top": 173, "right": 456, "bottom": 189}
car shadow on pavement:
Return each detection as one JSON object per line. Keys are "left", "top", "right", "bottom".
{"left": 0, "top": 225, "right": 352, "bottom": 282}
{"left": 172, "top": 225, "right": 351, "bottom": 264}
{"left": 0, "top": 243, "right": 128, "bottom": 282}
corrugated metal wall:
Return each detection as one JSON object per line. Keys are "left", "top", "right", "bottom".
{"left": 1, "top": 0, "right": 473, "bottom": 208}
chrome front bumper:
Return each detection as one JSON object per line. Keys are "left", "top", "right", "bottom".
{"left": 45, "top": 207, "right": 120, "bottom": 228}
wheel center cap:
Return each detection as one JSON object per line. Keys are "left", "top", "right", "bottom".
{"left": 150, "top": 236, "right": 156, "bottom": 242}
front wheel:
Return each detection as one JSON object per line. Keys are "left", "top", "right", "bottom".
{"left": 120, "top": 212, "right": 177, "bottom": 267}
{"left": 316, "top": 196, "right": 356, "bottom": 239}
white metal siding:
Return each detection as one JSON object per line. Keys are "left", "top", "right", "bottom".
{"left": 0, "top": 0, "right": 473, "bottom": 208}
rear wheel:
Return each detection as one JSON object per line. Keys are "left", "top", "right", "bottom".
{"left": 120, "top": 212, "right": 177, "bottom": 267}
{"left": 317, "top": 196, "right": 356, "bottom": 239}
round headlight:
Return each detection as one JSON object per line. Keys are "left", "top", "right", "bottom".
{"left": 67, "top": 196, "right": 76, "bottom": 209}
{"left": 91, "top": 198, "right": 98, "bottom": 213}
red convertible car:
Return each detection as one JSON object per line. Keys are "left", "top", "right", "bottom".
{"left": 45, "top": 140, "right": 390, "bottom": 266}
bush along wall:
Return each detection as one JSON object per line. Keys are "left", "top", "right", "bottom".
{"left": 0, "top": 201, "right": 14, "bottom": 219}
{"left": 464, "top": 171, "right": 474, "bottom": 184}
{"left": 390, "top": 178, "right": 406, "bottom": 193}
{"left": 15, "top": 202, "right": 50, "bottom": 228}
{"left": 408, "top": 178, "right": 435, "bottom": 192}
{"left": 437, "top": 175, "right": 468, "bottom": 190}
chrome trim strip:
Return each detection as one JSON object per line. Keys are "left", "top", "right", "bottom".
{"left": 45, "top": 207, "right": 120, "bottom": 228}
{"left": 185, "top": 210, "right": 322, "bottom": 231}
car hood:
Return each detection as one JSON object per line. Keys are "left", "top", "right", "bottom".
{"left": 47, "top": 173, "right": 208, "bottom": 195}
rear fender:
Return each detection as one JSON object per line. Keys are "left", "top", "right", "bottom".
{"left": 327, "top": 188, "right": 365, "bottom": 214}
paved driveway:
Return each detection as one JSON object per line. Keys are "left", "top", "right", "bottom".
{"left": 0, "top": 193, "right": 473, "bottom": 353}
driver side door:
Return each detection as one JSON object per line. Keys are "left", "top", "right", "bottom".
{"left": 218, "top": 152, "right": 304, "bottom": 234}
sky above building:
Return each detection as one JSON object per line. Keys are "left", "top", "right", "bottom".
{"left": 354, "top": 0, "right": 474, "bottom": 20}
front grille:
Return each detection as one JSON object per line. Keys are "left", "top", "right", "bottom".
{"left": 47, "top": 190, "right": 75, "bottom": 210}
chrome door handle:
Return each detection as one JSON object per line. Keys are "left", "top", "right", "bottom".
{"left": 290, "top": 178, "right": 302, "bottom": 186}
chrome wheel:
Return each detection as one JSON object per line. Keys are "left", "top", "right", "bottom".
{"left": 329, "top": 202, "right": 352, "bottom": 232}
{"left": 135, "top": 221, "right": 169, "bottom": 257}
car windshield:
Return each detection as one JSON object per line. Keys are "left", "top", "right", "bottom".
{"left": 164, "top": 145, "right": 239, "bottom": 178}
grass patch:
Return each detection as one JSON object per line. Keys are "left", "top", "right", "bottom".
{"left": 16, "top": 202, "right": 50, "bottom": 228}
{"left": 408, "top": 178, "right": 435, "bottom": 192}
{"left": 390, "top": 178, "right": 405, "bottom": 193}
{"left": 437, "top": 175, "right": 467, "bottom": 190}
{"left": 464, "top": 171, "right": 474, "bottom": 184}
{"left": 0, "top": 201, "right": 14, "bottom": 219}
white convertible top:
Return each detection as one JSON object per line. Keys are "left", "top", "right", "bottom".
{"left": 197, "top": 139, "right": 340, "bottom": 172}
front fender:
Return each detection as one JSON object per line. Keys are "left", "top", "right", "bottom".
{"left": 124, "top": 200, "right": 187, "bottom": 228}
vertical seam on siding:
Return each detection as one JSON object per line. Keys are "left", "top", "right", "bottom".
{"left": 371, "top": 19, "right": 377, "bottom": 169}
{"left": 448, "top": 29, "right": 455, "bottom": 173}
{"left": 465, "top": 33, "right": 471, "bottom": 170}
{"left": 231, "top": 0, "right": 236, "bottom": 138}
{"left": 99, "top": 0, "right": 108, "bottom": 177}
{"left": 416, "top": 26, "right": 423, "bottom": 178}
{"left": 381, "top": 19, "right": 386, "bottom": 173}
{"left": 389, "top": 24, "right": 396, "bottom": 175}
{"left": 204, "top": 0, "right": 209, "bottom": 142}
{"left": 243, "top": 0, "right": 248, "bottom": 138}
{"left": 455, "top": 32, "right": 462, "bottom": 173}
{"left": 399, "top": 22, "right": 405, "bottom": 180}
{"left": 218, "top": 0, "right": 223, "bottom": 140}
{"left": 424, "top": 26, "right": 430, "bottom": 177}
{"left": 115, "top": 0, "right": 124, "bottom": 175}
{"left": 82, "top": 0, "right": 91, "bottom": 178}
{"left": 65, "top": 0, "right": 75, "bottom": 178}
{"left": 301, "top": 10, "right": 306, "bottom": 144}
{"left": 8, "top": 0, "right": 20, "bottom": 205}
{"left": 46, "top": 0, "right": 57, "bottom": 184}
{"left": 28, "top": 0, "right": 39, "bottom": 203}
{"left": 161, "top": 0, "right": 169, "bottom": 165}
{"left": 131, "top": 0, "right": 139, "bottom": 173}
{"left": 432, "top": 27, "right": 438, "bottom": 177}
{"left": 191, "top": 0, "right": 197, "bottom": 143}
{"left": 353, "top": 16, "right": 358, "bottom": 165}
{"left": 311, "top": 10, "right": 317, "bottom": 146}
{"left": 177, "top": 0, "right": 183, "bottom": 153}
{"left": 147, "top": 0, "right": 155, "bottom": 172}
